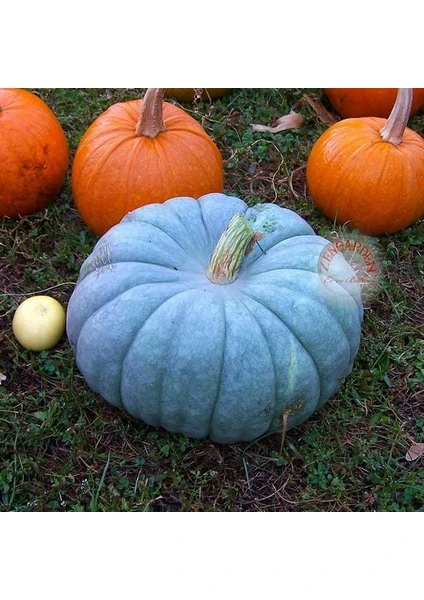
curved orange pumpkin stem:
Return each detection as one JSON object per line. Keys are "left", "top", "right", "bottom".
{"left": 135, "top": 88, "right": 167, "bottom": 138}
{"left": 380, "top": 88, "right": 413, "bottom": 146}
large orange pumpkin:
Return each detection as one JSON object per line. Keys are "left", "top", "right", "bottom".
{"left": 72, "top": 88, "right": 224, "bottom": 236}
{"left": 306, "top": 88, "right": 424, "bottom": 236}
{"left": 325, "top": 88, "right": 424, "bottom": 118}
{"left": 0, "top": 88, "right": 69, "bottom": 218}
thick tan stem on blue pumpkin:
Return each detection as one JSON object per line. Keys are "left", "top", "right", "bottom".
{"left": 380, "top": 88, "right": 412, "bottom": 146}
{"left": 206, "top": 213, "right": 262, "bottom": 285}
{"left": 135, "top": 88, "right": 167, "bottom": 138}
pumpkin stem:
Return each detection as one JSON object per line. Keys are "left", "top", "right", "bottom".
{"left": 206, "top": 213, "right": 261, "bottom": 285}
{"left": 379, "top": 88, "right": 412, "bottom": 146}
{"left": 135, "top": 88, "right": 167, "bottom": 138}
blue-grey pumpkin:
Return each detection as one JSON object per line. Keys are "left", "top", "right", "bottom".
{"left": 67, "top": 193, "right": 363, "bottom": 443}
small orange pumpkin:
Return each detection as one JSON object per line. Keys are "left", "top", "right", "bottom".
{"left": 71, "top": 88, "right": 224, "bottom": 236}
{"left": 0, "top": 88, "right": 69, "bottom": 218}
{"left": 306, "top": 88, "right": 424, "bottom": 236}
{"left": 325, "top": 88, "right": 424, "bottom": 118}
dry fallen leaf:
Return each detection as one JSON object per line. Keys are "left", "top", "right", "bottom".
{"left": 0, "top": 372, "right": 6, "bottom": 385}
{"left": 252, "top": 110, "right": 303, "bottom": 133}
{"left": 405, "top": 442, "right": 424, "bottom": 462}
{"left": 301, "top": 93, "right": 339, "bottom": 126}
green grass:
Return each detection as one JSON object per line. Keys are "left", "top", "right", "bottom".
{"left": 1, "top": 88, "right": 423, "bottom": 512}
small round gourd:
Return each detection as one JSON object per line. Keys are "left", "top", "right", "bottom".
{"left": 67, "top": 194, "right": 363, "bottom": 444}
{"left": 13, "top": 296, "right": 66, "bottom": 351}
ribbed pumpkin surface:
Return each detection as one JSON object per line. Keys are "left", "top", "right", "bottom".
{"left": 0, "top": 88, "right": 69, "bottom": 218}
{"left": 72, "top": 99, "right": 224, "bottom": 236}
{"left": 67, "top": 193, "right": 363, "bottom": 444}
{"left": 306, "top": 117, "right": 424, "bottom": 235}
{"left": 325, "top": 88, "right": 424, "bottom": 118}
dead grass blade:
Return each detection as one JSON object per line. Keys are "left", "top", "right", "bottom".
{"left": 301, "top": 93, "right": 339, "bottom": 126}
{"left": 406, "top": 442, "right": 424, "bottom": 462}
{"left": 252, "top": 110, "right": 303, "bottom": 133}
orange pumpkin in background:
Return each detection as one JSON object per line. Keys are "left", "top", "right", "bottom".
{"left": 306, "top": 88, "right": 424, "bottom": 236}
{"left": 71, "top": 88, "right": 224, "bottom": 236}
{"left": 0, "top": 88, "right": 69, "bottom": 218}
{"left": 325, "top": 88, "right": 424, "bottom": 118}
{"left": 164, "top": 88, "right": 231, "bottom": 103}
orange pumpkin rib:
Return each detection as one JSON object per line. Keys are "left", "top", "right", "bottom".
{"left": 332, "top": 143, "right": 397, "bottom": 230}
{"left": 73, "top": 147, "right": 129, "bottom": 234}
{"left": 130, "top": 138, "right": 172, "bottom": 201}
{"left": 125, "top": 138, "right": 154, "bottom": 205}
{"left": 159, "top": 131, "right": 223, "bottom": 191}
{"left": 160, "top": 102, "right": 207, "bottom": 133}
{"left": 0, "top": 88, "right": 68, "bottom": 218}
{"left": 394, "top": 139, "right": 424, "bottom": 226}
{"left": 74, "top": 132, "right": 204, "bottom": 234}
{"left": 373, "top": 127, "right": 424, "bottom": 229}
{"left": 307, "top": 121, "right": 382, "bottom": 225}
{"left": 14, "top": 106, "right": 68, "bottom": 175}
{"left": 150, "top": 137, "right": 184, "bottom": 201}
